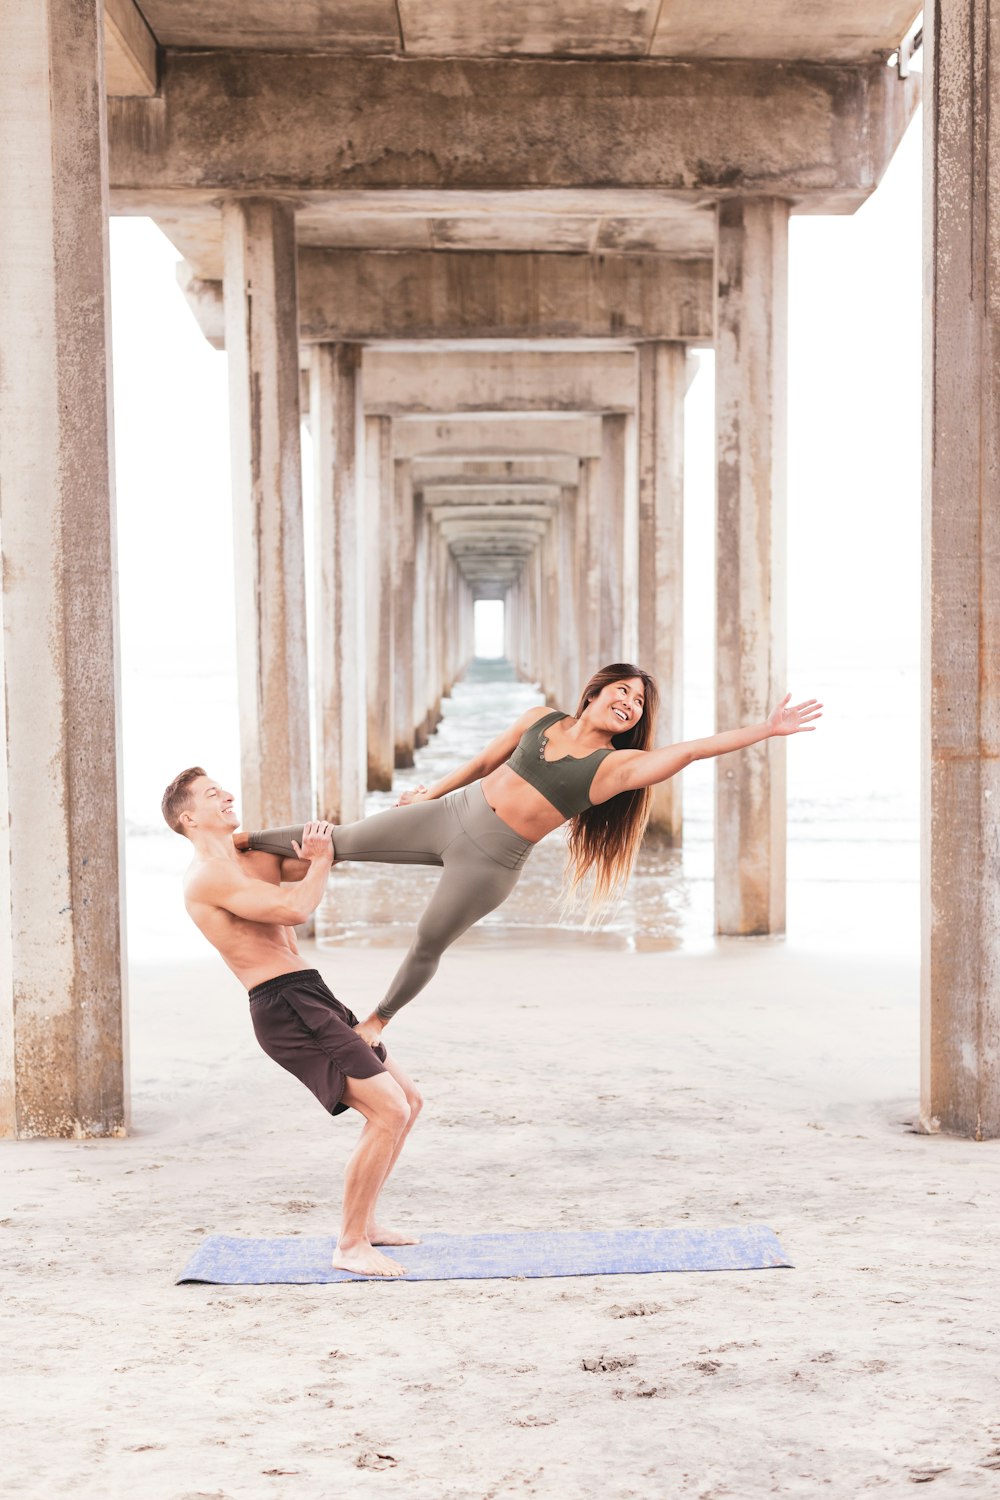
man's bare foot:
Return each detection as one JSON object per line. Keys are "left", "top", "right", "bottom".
{"left": 332, "top": 1239, "right": 408, "bottom": 1277}
{"left": 367, "top": 1224, "right": 422, "bottom": 1247}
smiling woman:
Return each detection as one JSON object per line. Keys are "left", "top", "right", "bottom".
{"left": 238, "top": 663, "right": 822, "bottom": 1043}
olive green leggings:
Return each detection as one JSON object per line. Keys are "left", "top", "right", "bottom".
{"left": 248, "top": 783, "right": 534, "bottom": 1021}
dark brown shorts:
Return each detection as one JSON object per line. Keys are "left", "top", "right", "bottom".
{"left": 248, "top": 969, "right": 387, "bottom": 1117}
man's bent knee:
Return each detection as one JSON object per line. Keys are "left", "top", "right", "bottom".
{"left": 342, "top": 1073, "right": 410, "bottom": 1133}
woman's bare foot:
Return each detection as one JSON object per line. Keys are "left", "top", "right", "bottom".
{"left": 332, "top": 1239, "right": 408, "bottom": 1277}
{"left": 367, "top": 1223, "right": 422, "bottom": 1247}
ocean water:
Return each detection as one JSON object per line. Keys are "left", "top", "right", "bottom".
{"left": 125, "top": 657, "right": 919, "bottom": 969}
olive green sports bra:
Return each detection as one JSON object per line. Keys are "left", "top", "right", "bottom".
{"left": 505, "top": 709, "right": 615, "bottom": 819}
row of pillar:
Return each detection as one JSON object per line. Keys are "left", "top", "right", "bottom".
{"left": 3, "top": 0, "right": 998, "bottom": 1139}
{"left": 225, "top": 220, "right": 475, "bottom": 832}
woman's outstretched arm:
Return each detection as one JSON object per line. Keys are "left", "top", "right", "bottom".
{"left": 593, "top": 695, "right": 823, "bottom": 800}
{"left": 398, "top": 705, "right": 551, "bottom": 805}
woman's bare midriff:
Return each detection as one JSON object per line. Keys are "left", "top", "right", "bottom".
{"left": 478, "top": 763, "right": 568, "bottom": 842}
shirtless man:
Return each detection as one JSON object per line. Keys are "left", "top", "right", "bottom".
{"left": 162, "top": 766, "right": 422, "bottom": 1278}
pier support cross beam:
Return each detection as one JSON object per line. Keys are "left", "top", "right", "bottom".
{"left": 714, "top": 198, "right": 789, "bottom": 936}
{"left": 0, "top": 0, "right": 128, "bottom": 1137}
{"left": 921, "top": 0, "right": 1000, "bottom": 1139}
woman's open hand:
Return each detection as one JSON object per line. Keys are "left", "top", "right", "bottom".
{"left": 766, "top": 694, "right": 823, "bottom": 736}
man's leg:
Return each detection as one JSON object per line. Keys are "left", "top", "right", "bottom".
{"left": 334, "top": 1072, "right": 411, "bottom": 1277}
{"left": 364, "top": 1053, "right": 423, "bottom": 1247}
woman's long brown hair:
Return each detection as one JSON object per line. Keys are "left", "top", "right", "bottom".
{"left": 564, "top": 662, "right": 659, "bottom": 914}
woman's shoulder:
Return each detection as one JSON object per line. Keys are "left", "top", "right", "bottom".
{"left": 514, "top": 705, "right": 565, "bottom": 733}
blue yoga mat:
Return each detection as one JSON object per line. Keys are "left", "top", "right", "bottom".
{"left": 176, "top": 1224, "right": 791, "bottom": 1284}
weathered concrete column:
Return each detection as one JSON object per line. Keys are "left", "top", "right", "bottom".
{"left": 544, "top": 520, "right": 563, "bottom": 705}
{"left": 439, "top": 540, "right": 452, "bottom": 697}
{"left": 435, "top": 533, "right": 449, "bottom": 710}
{"left": 578, "top": 455, "right": 603, "bottom": 674}
{"left": 393, "top": 460, "right": 417, "bottom": 767}
{"left": 599, "top": 415, "right": 628, "bottom": 662}
{"left": 0, "top": 0, "right": 127, "bottom": 1137}
{"left": 531, "top": 545, "right": 545, "bottom": 687}
{"left": 515, "top": 576, "right": 527, "bottom": 678}
{"left": 507, "top": 582, "right": 519, "bottom": 672}
{"left": 538, "top": 526, "right": 553, "bottom": 702}
{"left": 445, "top": 554, "right": 460, "bottom": 692}
{"left": 714, "top": 199, "right": 789, "bottom": 935}
{"left": 464, "top": 579, "right": 475, "bottom": 667}
{"left": 504, "top": 582, "right": 518, "bottom": 669}
{"left": 638, "top": 342, "right": 687, "bottom": 840}
{"left": 311, "top": 343, "right": 366, "bottom": 823}
{"left": 412, "top": 498, "right": 430, "bottom": 747}
{"left": 222, "top": 197, "right": 311, "bottom": 830}
{"left": 557, "top": 488, "right": 582, "bottom": 708}
{"left": 922, "top": 0, "right": 1000, "bottom": 1139}
{"left": 423, "top": 528, "right": 442, "bottom": 735}
{"left": 365, "top": 415, "right": 394, "bottom": 791}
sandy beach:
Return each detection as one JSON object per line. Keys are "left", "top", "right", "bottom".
{"left": 4, "top": 934, "right": 999, "bottom": 1499}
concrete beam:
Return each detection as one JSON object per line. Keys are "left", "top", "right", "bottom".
{"left": 392, "top": 415, "right": 603, "bottom": 460}
{"left": 411, "top": 457, "right": 580, "bottom": 488}
{"left": 362, "top": 350, "right": 636, "bottom": 416}
{"left": 103, "top": 0, "right": 157, "bottom": 97}
{"left": 178, "top": 250, "right": 712, "bottom": 345}
{"left": 298, "top": 250, "right": 712, "bottom": 342}
{"left": 108, "top": 53, "right": 919, "bottom": 210}
{"left": 441, "top": 528, "right": 547, "bottom": 547}
{"left": 176, "top": 260, "right": 225, "bottom": 348}
{"left": 421, "top": 484, "right": 562, "bottom": 507}
{"left": 420, "top": 503, "right": 558, "bottom": 524}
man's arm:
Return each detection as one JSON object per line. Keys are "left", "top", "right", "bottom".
{"left": 191, "top": 824, "right": 333, "bottom": 923}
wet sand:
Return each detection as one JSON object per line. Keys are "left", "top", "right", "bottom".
{"left": 4, "top": 938, "right": 1000, "bottom": 1498}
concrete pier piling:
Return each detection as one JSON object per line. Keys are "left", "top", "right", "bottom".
{"left": 222, "top": 197, "right": 311, "bottom": 832}
{"left": 714, "top": 199, "right": 790, "bottom": 936}
{"left": 921, "top": 0, "right": 1000, "bottom": 1139}
{"left": 0, "top": 0, "right": 128, "bottom": 1137}
{"left": 638, "top": 342, "right": 687, "bottom": 842}
{"left": 311, "top": 342, "right": 366, "bottom": 825}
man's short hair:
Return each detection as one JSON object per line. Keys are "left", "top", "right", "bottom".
{"left": 162, "top": 767, "right": 207, "bottom": 837}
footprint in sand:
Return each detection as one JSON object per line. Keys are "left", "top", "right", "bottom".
{"left": 356, "top": 1452, "right": 398, "bottom": 1470}
{"left": 581, "top": 1354, "right": 637, "bottom": 1373}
